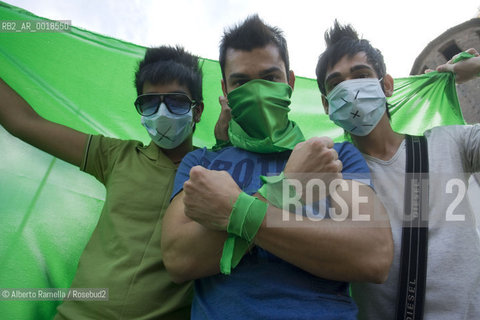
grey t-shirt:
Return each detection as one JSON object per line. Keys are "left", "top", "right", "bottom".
{"left": 352, "top": 125, "right": 480, "bottom": 319}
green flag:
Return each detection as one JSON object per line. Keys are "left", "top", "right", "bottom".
{"left": 0, "top": 1, "right": 465, "bottom": 319}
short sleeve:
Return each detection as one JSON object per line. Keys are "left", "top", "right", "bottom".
{"left": 425, "top": 124, "right": 480, "bottom": 173}
{"left": 463, "top": 124, "right": 480, "bottom": 172}
{"left": 335, "top": 142, "right": 373, "bottom": 187}
{"left": 80, "top": 134, "right": 124, "bottom": 185}
{"left": 170, "top": 148, "right": 205, "bottom": 200}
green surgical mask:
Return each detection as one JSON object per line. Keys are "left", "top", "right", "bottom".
{"left": 227, "top": 79, "right": 305, "bottom": 153}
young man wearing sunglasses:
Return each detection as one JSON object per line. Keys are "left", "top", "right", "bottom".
{"left": 162, "top": 15, "right": 393, "bottom": 319}
{"left": 0, "top": 46, "right": 205, "bottom": 319}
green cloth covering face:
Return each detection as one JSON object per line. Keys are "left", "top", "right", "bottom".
{"left": 227, "top": 79, "right": 305, "bottom": 153}
{"left": 0, "top": 2, "right": 469, "bottom": 319}
{"left": 220, "top": 192, "right": 268, "bottom": 275}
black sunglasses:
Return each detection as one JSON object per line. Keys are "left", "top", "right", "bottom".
{"left": 134, "top": 93, "right": 197, "bottom": 116}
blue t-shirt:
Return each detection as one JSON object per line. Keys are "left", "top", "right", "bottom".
{"left": 172, "top": 143, "right": 371, "bottom": 320}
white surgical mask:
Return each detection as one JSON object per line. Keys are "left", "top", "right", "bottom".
{"left": 327, "top": 78, "right": 386, "bottom": 136}
{"left": 141, "top": 102, "right": 194, "bottom": 149}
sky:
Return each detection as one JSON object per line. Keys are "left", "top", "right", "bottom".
{"left": 4, "top": 0, "right": 480, "bottom": 79}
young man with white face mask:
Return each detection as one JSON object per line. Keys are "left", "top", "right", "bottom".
{"left": 0, "top": 46, "right": 205, "bottom": 319}
{"left": 162, "top": 15, "right": 394, "bottom": 319}
{"left": 316, "top": 21, "right": 480, "bottom": 320}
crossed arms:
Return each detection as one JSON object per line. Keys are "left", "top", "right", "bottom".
{"left": 161, "top": 138, "right": 394, "bottom": 284}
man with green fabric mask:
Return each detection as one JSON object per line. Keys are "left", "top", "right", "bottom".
{"left": 0, "top": 46, "right": 218, "bottom": 319}
{"left": 315, "top": 21, "right": 480, "bottom": 320}
{"left": 162, "top": 15, "right": 394, "bottom": 319}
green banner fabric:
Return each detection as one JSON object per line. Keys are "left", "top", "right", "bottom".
{"left": 0, "top": 1, "right": 465, "bottom": 319}
{"left": 388, "top": 72, "right": 465, "bottom": 134}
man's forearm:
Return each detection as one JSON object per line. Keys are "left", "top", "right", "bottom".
{"left": 162, "top": 192, "right": 227, "bottom": 283}
{"left": 163, "top": 221, "right": 226, "bottom": 283}
{"left": 253, "top": 183, "right": 393, "bottom": 283}
{"left": 254, "top": 209, "right": 392, "bottom": 283}
{"left": 168, "top": 168, "right": 393, "bottom": 283}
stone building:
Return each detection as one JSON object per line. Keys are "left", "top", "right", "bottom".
{"left": 410, "top": 17, "right": 480, "bottom": 124}
{"left": 410, "top": 14, "right": 480, "bottom": 198}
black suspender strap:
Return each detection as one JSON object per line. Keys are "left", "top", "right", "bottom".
{"left": 395, "top": 135, "right": 429, "bottom": 320}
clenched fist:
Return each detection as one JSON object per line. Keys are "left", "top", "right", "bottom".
{"left": 183, "top": 166, "right": 242, "bottom": 231}
{"left": 284, "top": 136, "right": 342, "bottom": 174}
{"left": 283, "top": 137, "right": 343, "bottom": 198}
{"left": 436, "top": 48, "right": 480, "bottom": 84}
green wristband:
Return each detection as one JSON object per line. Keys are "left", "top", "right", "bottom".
{"left": 226, "top": 192, "right": 255, "bottom": 239}
{"left": 258, "top": 172, "right": 297, "bottom": 209}
{"left": 220, "top": 192, "right": 268, "bottom": 275}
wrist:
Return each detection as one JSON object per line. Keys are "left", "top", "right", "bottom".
{"left": 221, "top": 190, "right": 242, "bottom": 230}
{"left": 474, "top": 56, "right": 480, "bottom": 77}
{"left": 220, "top": 192, "right": 268, "bottom": 274}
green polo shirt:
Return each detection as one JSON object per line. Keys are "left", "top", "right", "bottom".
{"left": 55, "top": 135, "right": 192, "bottom": 320}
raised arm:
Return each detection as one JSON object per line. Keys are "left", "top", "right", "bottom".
{"left": 0, "top": 78, "right": 88, "bottom": 167}
{"left": 213, "top": 96, "right": 231, "bottom": 142}
{"left": 436, "top": 48, "right": 480, "bottom": 84}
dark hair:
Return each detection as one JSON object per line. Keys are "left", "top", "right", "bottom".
{"left": 219, "top": 14, "right": 290, "bottom": 81}
{"left": 134, "top": 45, "right": 203, "bottom": 103}
{"left": 315, "top": 20, "right": 386, "bottom": 96}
